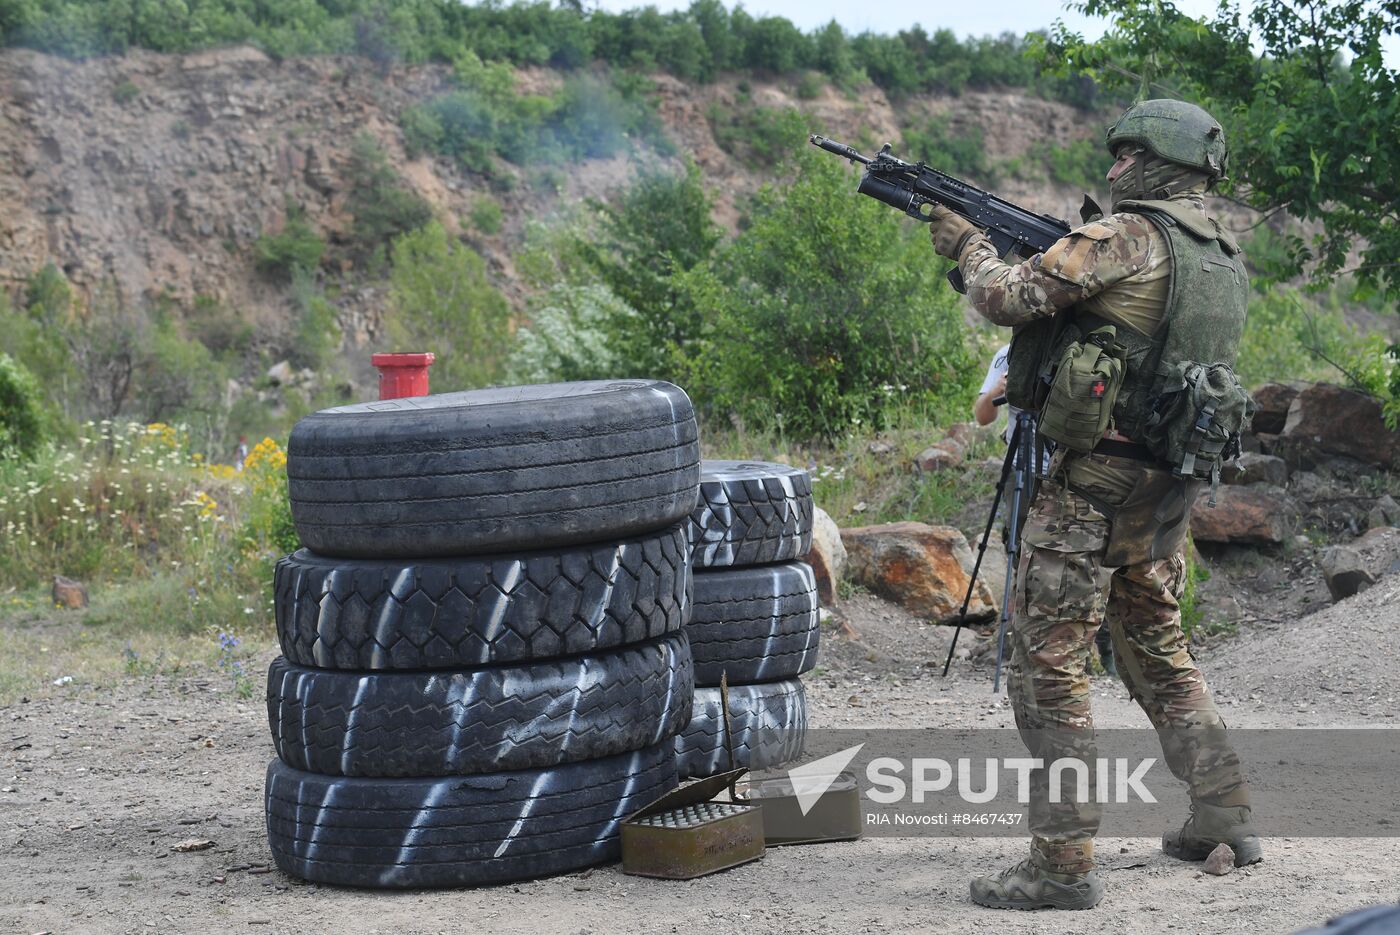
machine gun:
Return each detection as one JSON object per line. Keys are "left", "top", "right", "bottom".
{"left": 809, "top": 135, "right": 1078, "bottom": 293}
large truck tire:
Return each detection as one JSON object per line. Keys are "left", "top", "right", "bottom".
{"left": 274, "top": 523, "right": 689, "bottom": 670}
{"left": 265, "top": 742, "right": 676, "bottom": 889}
{"left": 688, "top": 461, "right": 813, "bottom": 568}
{"left": 688, "top": 562, "right": 820, "bottom": 686}
{"left": 267, "top": 633, "right": 693, "bottom": 777}
{"left": 287, "top": 381, "right": 699, "bottom": 558}
{"left": 674, "top": 680, "right": 807, "bottom": 780}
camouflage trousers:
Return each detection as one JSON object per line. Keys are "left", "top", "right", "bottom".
{"left": 1007, "top": 460, "right": 1249, "bottom": 874}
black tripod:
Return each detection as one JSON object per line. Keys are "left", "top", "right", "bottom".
{"left": 941, "top": 408, "right": 1041, "bottom": 692}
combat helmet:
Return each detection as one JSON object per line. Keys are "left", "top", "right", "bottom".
{"left": 1105, "top": 99, "right": 1227, "bottom": 182}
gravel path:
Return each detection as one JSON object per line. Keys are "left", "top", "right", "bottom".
{"left": 2, "top": 588, "right": 1397, "bottom": 934}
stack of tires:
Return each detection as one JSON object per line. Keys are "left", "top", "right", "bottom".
{"left": 263, "top": 381, "right": 700, "bottom": 888}
{"left": 676, "top": 461, "right": 819, "bottom": 779}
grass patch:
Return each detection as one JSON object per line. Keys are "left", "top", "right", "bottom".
{"left": 0, "top": 581, "right": 270, "bottom": 704}
{"left": 700, "top": 400, "right": 1001, "bottom": 529}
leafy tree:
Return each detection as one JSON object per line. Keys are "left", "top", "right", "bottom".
{"left": 0, "top": 352, "right": 46, "bottom": 459}
{"left": 344, "top": 134, "right": 433, "bottom": 260}
{"left": 386, "top": 222, "right": 510, "bottom": 391}
{"left": 688, "top": 150, "right": 974, "bottom": 439}
{"left": 1037, "top": 0, "right": 1400, "bottom": 300}
{"left": 576, "top": 163, "right": 722, "bottom": 380}
{"left": 506, "top": 283, "right": 639, "bottom": 384}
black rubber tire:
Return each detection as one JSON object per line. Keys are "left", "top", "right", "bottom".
{"left": 287, "top": 380, "right": 700, "bottom": 558}
{"left": 267, "top": 633, "right": 693, "bottom": 777}
{"left": 688, "top": 562, "right": 820, "bottom": 687}
{"left": 274, "top": 523, "right": 689, "bottom": 670}
{"left": 674, "top": 680, "right": 807, "bottom": 780}
{"left": 688, "top": 460, "right": 814, "bottom": 568}
{"left": 265, "top": 742, "right": 676, "bottom": 889}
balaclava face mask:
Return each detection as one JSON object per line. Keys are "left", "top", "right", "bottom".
{"left": 1110, "top": 148, "right": 1212, "bottom": 210}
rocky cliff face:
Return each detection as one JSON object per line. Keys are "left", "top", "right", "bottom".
{"left": 0, "top": 46, "right": 1104, "bottom": 348}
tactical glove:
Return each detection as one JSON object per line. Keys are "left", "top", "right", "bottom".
{"left": 927, "top": 205, "right": 978, "bottom": 261}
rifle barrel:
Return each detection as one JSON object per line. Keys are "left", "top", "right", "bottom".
{"left": 808, "top": 135, "right": 871, "bottom": 165}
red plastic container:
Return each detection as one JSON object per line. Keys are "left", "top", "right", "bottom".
{"left": 371, "top": 352, "right": 436, "bottom": 400}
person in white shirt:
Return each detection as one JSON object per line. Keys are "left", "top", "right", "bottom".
{"left": 973, "top": 343, "right": 1012, "bottom": 437}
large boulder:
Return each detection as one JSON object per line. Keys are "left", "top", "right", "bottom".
{"left": 1250, "top": 382, "right": 1300, "bottom": 435}
{"left": 1367, "top": 495, "right": 1400, "bottom": 531}
{"left": 1220, "top": 452, "right": 1289, "bottom": 487}
{"left": 914, "top": 439, "right": 966, "bottom": 473}
{"left": 51, "top": 575, "right": 88, "bottom": 609}
{"left": 913, "top": 422, "right": 982, "bottom": 473}
{"left": 1278, "top": 383, "right": 1400, "bottom": 470}
{"left": 1354, "top": 526, "right": 1400, "bottom": 579}
{"left": 803, "top": 506, "right": 848, "bottom": 607}
{"left": 840, "top": 522, "right": 997, "bottom": 623}
{"left": 1319, "top": 545, "right": 1376, "bottom": 602}
{"left": 1190, "top": 485, "right": 1298, "bottom": 545}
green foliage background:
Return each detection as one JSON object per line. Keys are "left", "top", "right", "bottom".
{"left": 0, "top": 0, "right": 1101, "bottom": 107}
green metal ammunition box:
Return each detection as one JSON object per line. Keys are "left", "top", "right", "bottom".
{"left": 746, "top": 771, "right": 863, "bottom": 846}
{"left": 620, "top": 769, "right": 765, "bottom": 879}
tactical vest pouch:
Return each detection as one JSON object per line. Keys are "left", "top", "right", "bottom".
{"left": 1144, "top": 361, "right": 1256, "bottom": 489}
{"left": 1038, "top": 325, "right": 1126, "bottom": 453}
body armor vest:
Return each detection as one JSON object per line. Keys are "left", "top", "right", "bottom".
{"left": 1006, "top": 199, "right": 1248, "bottom": 450}
{"left": 1088, "top": 199, "right": 1248, "bottom": 444}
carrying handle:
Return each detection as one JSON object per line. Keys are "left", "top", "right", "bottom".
{"left": 718, "top": 672, "right": 749, "bottom": 802}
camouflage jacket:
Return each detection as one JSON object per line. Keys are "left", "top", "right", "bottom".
{"left": 954, "top": 191, "right": 1211, "bottom": 336}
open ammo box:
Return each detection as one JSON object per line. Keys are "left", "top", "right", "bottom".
{"left": 620, "top": 767, "right": 765, "bottom": 879}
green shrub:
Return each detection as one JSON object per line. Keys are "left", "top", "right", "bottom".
{"left": 688, "top": 150, "right": 974, "bottom": 439}
{"left": 1234, "top": 286, "right": 1357, "bottom": 389}
{"left": 253, "top": 204, "right": 324, "bottom": 280}
{"left": 345, "top": 134, "right": 433, "bottom": 261}
{"left": 386, "top": 222, "right": 510, "bottom": 391}
{"left": 470, "top": 197, "right": 504, "bottom": 235}
{"left": 1038, "top": 138, "right": 1103, "bottom": 193}
{"left": 401, "top": 58, "right": 671, "bottom": 173}
{"left": 288, "top": 274, "right": 341, "bottom": 371}
{"left": 795, "top": 70, "right": 824, "bottom": 100}
{"left": 186, "top": 295, "right": 253, "bottom": 358}
{"left": 1, "top": 267, "right": 78, "bottom": 418}
{"left": 137, "top": 317, "right": 225, "bottom": 425}
{"left": 506, "top": 283, "right": 639, "bottom": 384}
{"left": 708, "top": 104, "right": 809, "bottom": 169}
{"left": 112, "top": 78, "right": 139, "bottom": 103}
{"left": 0, "top": 353, "right": 46, "bottom": 460}
{"left": 901, "top": 114, "right": 993, "bottom": 184}
{"left": 576, "top": 163, "right": 721, "bottom": 379}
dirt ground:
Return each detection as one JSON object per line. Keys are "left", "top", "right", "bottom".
{"left": 3, "top": 582, "right": 1398, "bottom": 935}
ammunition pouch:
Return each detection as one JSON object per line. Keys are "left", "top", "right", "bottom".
{"left": 1144, "top": 361, "right": 1255, "bottom": 500}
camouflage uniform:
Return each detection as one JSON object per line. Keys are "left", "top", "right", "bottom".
{"left": 955, "top": 190, "right": 1250, "bottom": 876}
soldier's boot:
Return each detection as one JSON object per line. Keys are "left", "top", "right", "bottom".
{"left": 970, "top": 845, "right": 1104, "bottom": 911}
{"left": 1162, "top": 800, "right": 1263, "bottom": 866}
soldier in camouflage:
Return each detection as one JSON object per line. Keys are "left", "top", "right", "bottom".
{"left": 928, "top": 99, "right": 1263, "bottom": 911}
